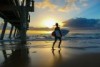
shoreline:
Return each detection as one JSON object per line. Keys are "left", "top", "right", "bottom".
{"left": 0, "top": 37, "right": 100, "bottom": 42}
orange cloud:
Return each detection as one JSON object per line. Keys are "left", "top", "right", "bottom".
{"left": 35, "top": 0, "right": 88, "bottom": 13}
{"left": 58, "top": 0, "right": 80, "bottom": 12}
{"left": 35, "top": 0, "right": 57, "bottom": 10}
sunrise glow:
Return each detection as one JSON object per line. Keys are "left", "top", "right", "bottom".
{"left": 43, "top": 18, "right": 63, "bottom": 28}
{"left": 43, "top": 18, "right": 56, "bottom": 28}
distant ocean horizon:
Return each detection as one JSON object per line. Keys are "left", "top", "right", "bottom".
{"left": 27, "top": 30, "right": 100, "bottom": 40}
{"left": 1, "top": 30, "right": 100, "bottom": 40}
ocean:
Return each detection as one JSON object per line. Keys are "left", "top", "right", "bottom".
{"left": 0, "top": 30, "right": 100, "bottom": 67}
{"left": 1, "top": 30, "right": 100, "bottom": 40}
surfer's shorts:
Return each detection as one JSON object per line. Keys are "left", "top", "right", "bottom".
{"left": 55, "top": 37, "right": 62, "bottom": 41}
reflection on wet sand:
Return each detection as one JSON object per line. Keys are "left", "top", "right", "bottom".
{"left": 1, "top": 47, "right": 100, "bottom": 67}
{"left": 52, "top": 49, "right": 63, "bottom": 67}
{"left": 0, "top": 40, "right": 100, "bottom": 67}
{"left": 0, "top": 43, "right": 30, "bottom": 67}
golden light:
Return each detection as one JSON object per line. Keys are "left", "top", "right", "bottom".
{"left": 44, "top": 19, "right": 56, "bottom": 28}
{"left": 43, "top": 18, "right": 63, "bottom": 28}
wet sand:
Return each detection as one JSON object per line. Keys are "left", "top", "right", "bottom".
{"left": 0, "top": 39, "right": 100, "bottom": 67}
{"left": 28, "top": 48, "right": 100, "bottom": 67}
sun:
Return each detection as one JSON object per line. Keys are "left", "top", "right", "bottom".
{"left": 44, "top": 18, "right": 56, "bottom": 28}
{"left": 43, "top": 18, "right": 63, "bottom": 28}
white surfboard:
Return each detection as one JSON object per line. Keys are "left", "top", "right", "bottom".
{"left": 52, "top": 29, "right": 69, "bottom": 36}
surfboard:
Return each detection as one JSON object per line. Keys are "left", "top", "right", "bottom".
{"left": 52, "top": 29, "right": 69, "bottom": 37}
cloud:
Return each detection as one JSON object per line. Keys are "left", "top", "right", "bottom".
{"left": 29, "top": 27, "right": 53, "bottom": 31}
{"left": 66, "top": 0, "right": 77, "bottom": 3}
{"left": 63, "top": 18, "right": 100, "bottom": 30}
{"left": 58, "top": 3, "right": 80, "bottom": 12}
{"left": 35, "top": 0, "right": 57, "bottom": 10}
{"left": 79, "top": 0, "right": 88, "bottom": 7}
{"left": 35, "top": 0, "right": 88, "bottom": 13}
{"left": 59, "top": 0, "right": 88, "bottom": 12}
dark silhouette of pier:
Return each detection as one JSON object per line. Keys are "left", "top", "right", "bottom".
{"left": 0, "top": 43, "right": 29, "bottom": 67}
{"left": 0, "top": 1, "right": 34, "bottom": 67}
{"left": 0, "top": 0, "right": 34, "bottom": 43}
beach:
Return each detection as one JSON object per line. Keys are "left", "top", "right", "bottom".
{"left": 0, "top": 0, "right": 100, "bottom": 67}
{"left": 0, "top": 39, "right": 100, "bottom": 67}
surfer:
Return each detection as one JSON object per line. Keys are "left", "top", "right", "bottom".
{"left": 52, "top": 23, "right": 62, "bottom": 49}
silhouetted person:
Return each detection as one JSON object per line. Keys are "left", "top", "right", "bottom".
{"left": 52, "top": 23, "right": 62, "bottom": 49}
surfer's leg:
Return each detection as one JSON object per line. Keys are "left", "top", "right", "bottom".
{"left": 52, "top": 37, "right": 57, "bottom": 49}
{"left": 58, "top": 37, "right": 62, "bottom": 48}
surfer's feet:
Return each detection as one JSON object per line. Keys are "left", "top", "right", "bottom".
{"left": 58, "top": 46, "right": 61, "bottom": 50}
{"left": 52, "top": 47, "right": 55, "bottom": 50}
{"left": 52, "top": 48, "right": 55, "bottom": 50}
{"left": 58, "top": 46, "right": 60, "bottom": 48}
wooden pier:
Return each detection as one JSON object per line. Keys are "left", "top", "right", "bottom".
{"left": 0, "top": 0, "right": 34, "bottom": 43}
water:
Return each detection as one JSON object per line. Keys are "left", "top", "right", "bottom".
{"left": 27, "top": 33, "right": 100, "bottom": 41}
{"left": 0, "top": 30, "right": 100, "bottom": 67}
{"left": 1, "top": 30, "right": 100, "bottom": 40}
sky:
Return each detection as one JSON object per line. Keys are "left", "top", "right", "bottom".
{"left": 29, "top": 0, "right": 100, "bottom": 28}
{"left": 0, "top": 0, "right": 100, "bottom": 29}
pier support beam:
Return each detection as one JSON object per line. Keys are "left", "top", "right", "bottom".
{"left": 9, "top": 25, "right": 14, "bottom": 39}
{"left": 0, "top": 20, "right": 7, "bottom": 40}
{"left": 20, "top": 6, "right": 28, "bottom": 44}
{"left": 13, "top": 28, "right": 17, "bottom": 38}
{"left": 2, "top": 50, "right": 7, "bottom": 60}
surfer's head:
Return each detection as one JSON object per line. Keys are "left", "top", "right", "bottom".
{"left": 56, "top": 23, "right": 59, "bottom": 27}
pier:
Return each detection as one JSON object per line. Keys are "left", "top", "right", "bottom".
{"left": 0, "top": 1, "right": 34, "bottom": 67}
{"left": 0, "top": 0, "right": 34, "bottom": 43}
